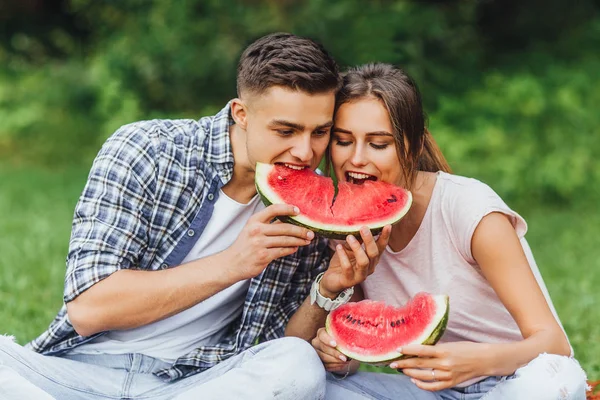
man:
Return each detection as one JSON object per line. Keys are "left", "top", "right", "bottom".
{"left": 0, "top": 32, "right": 349, "bottom": 400}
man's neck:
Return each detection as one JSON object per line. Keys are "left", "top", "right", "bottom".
{"left": 221, "top": 124, "right": 258, "bottom": 204}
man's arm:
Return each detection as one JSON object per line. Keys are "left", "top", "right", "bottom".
{"left": 67, "top": 203, "right": 314, "bottom": 337}
{"left": 67, "top": 251, "right": 238, "bottom": 336}
{"left": 64, "top": 124, "right": 314, "bottom": 337}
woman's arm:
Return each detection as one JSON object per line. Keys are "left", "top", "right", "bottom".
{"left": 391, "top": 212, "right": 571, "bottom": 390}
{"left": 470, "top": 211, "right": 571, "bottom": 374}
{"left": 286, "top": 226, "right": 390, "bottom": 341}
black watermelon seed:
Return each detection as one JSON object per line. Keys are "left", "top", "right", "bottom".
{"left": 352, "top": 319, "right": 357, "bottom": 324}
{"left": 357, "top": 320, "right": 361, "bottom": 325}
{"left": 387, "top": 194, "right": 398, "bottom": 203}
{"left": 396, "top": 319, "right": 401, "bottom": 325}
{"left": 391, "top": 321, "right": 395, "bottom": 327}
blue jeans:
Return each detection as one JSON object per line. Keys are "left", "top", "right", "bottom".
{"left": 326, "top": 354, "right": 588, "bottom": 400}
{"left": 0, "top": 335, "right": 325, "bottom": 399}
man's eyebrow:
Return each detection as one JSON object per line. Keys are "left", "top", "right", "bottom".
{"left": 315, "top": 121, "right": 334, "bottom": 131}
{"left": 269, "top": 120, "right": 305, "bottom": 131}
{"left": 269, "top": 120, "right": 334, "bottom": 131}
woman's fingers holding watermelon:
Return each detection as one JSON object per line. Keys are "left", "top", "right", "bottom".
{"left": 315, "top": 328, "right": 349, "bottom": 362}
{"left": 359, "top": 226, "right": 386, "bottom": 275}
{"left": 376, "top": 225, "right": 392, "bottom": 254}
{"left": 315, "top": 348, "right": 347, "bottom": 366}
{"left": 401, "top": 368, "right": 451, "bottom": 383}
{"left": 346, "top": 235, "right": 370, "bottom": 278}
{"left": 397, "top": 344, "right": 441, "bottom": 358}
{"left": 389, "top": 348, "right": 438, "bottom": 370}
{"left": 311, "top": 331, "right": 348, "bottom": 366}
{"left": 407, "top": 377, "right": 452, "bottom": 392}
{"left": 325, "top": 361, "right": 352, "bottom": 373}
{"left": 359, "top": 227, "right": 378, "bottom": 257}
{"left": 336, "top": 244, "right": 354, "bottom": 273}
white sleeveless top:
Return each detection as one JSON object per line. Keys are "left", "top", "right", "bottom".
{"left": 362, "top": 172, "right": 566, "bottom": 346}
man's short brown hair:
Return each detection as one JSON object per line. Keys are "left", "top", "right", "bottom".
{"left": 237, "top": 32, "right": 341, "bottom": 97}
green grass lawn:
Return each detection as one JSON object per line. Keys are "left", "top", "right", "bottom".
{"left": 1, "top": 165, "right": 598, "bottom": 380}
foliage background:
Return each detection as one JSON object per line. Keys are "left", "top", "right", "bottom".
{"left": 1, "top": 0, "right": 598, "bottom": 380}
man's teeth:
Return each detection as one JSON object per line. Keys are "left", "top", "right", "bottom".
{"left": 284, "top": 163, "right": 305, "bottom": 170}
{"left": 348, "top": 172, "right": 372, "bottom": 180}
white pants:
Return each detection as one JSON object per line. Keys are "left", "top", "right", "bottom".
{"left": 0, "top": 335, "right": 326, "bottom": 400}
{"left": 326, "top": 353, "right": 588, "bottom": 400}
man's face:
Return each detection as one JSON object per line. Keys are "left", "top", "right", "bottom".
{"left": 234, "top": 86, "right": 336, "bottom": 172}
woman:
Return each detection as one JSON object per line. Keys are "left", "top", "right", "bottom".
{"left": 312, "top": 63, "right": 588, "bottom": 399}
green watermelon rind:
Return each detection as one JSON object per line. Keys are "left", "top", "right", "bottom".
{"left": 255, "top": 162, "right": 413, "bottom": 239}
{"left": 325, "top": 295, "right": 450, "bottom": 365}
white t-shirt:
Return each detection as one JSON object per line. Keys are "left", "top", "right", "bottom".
{"left": 69, "top": 189, "right": 264, "bottom": 362}
{"left": 360, "top": 172, "right": 568, "bottom": 386}
{"left": 362, "top": 172, "right": 565, "bottom": 345}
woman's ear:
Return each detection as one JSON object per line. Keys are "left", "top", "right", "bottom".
{"left": 230, "top": 98, "right": 248, "bottom": 130}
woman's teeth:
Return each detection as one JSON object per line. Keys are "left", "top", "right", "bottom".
{"left": 347, "top": 172, "right": 372, "bottom": 180}
{"left": 345, "top": 171, "right": 376, "bottom": 184}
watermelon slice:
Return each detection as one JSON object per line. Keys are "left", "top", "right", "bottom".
{"left": 325, "top": 293, "right": 449, "bottom": 364}
{"left": 255, "top": 162, "right": 412, "bottom": 239}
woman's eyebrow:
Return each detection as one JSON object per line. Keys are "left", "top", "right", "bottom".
{"left": 333, "top": 127, "right": 393, "bottom": 137}
{"left": 366, "top": 131, "right": 394, "bottom": 137}
{"left": 332, "top": 127, "right": 352, "bottom": 134}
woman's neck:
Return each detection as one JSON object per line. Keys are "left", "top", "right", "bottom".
{"left": 388, "top": 171, "right": 438, "bottom": 253}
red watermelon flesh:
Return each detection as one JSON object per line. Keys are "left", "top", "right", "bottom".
{"left": 325, "top": 293, "right": 449, "bottom": 364}
{"left": 255, "top": 163, "right": 412, "bottom": 238}
{"left": 264, "top": 164, "right": 336, "bottom": 223}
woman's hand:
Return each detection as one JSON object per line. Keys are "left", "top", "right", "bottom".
{"left": 319, "top": 225, "right": 391, "bottom": 298}
{"left": 389, "top": 342, "right": 492, "bottom": 391}
{"left": 311, "top": 327, "right": 361, "bottom": 374}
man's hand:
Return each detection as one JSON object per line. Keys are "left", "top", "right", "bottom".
{"left": 319, "top": 225, "right": 391, "bottom": 298}
{"left": 225, "top": 204, "right": 315, "bottom": 281}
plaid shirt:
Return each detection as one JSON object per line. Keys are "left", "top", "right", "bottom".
{"left": 27, "top": 102, "right": 330, "bottom": 381}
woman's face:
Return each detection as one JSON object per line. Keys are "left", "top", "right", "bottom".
{"left": 331, "top": 97, "right": 403, "bottom": 186}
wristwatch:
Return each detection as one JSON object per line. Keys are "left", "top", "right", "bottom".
{"left": 310, "top": 272, "right": 354, "bottom": 311}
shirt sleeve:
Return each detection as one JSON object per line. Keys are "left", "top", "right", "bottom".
{"left": 64, "top": 123, "right": 156, "bottom": 303}
{"left": 259, "top": 237, "right": 331, "bottom": 340}
{"left": 445, "top": 178, "right": 528, "bottom": 264}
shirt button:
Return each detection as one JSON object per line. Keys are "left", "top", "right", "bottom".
{"left": 160, "top": 263, "right": 168, "bottom": 269}
{"left": 187, "top": 229, "right": 195, "bottom": 237}
{"left": 207, "top": 193, "right": 214, "bottom": 201}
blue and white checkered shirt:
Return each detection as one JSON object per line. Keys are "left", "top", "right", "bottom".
{"left": 27, "top": 102, "right": 330, "bottom": 381}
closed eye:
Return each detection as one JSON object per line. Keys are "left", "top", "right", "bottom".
{"left": 313, "top": 129, "right": 330, "bottom": 137}
{"left": 335, "top": 140, "right": 352, "bottom": 146}
{"left": 370, "top": 143, "right": 389, "bottom": 150}
{"left": 276, "top": 129, "right": 295, "bottom": 136}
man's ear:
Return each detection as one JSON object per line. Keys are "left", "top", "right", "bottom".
{"left": 230, "top": 98, "right": 248, "bottom": 130}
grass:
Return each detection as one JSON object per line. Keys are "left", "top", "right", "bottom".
{"left": 0, "top": 165, "right": 598, "bottom": 380}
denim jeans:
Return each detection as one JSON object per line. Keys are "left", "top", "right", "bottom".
{"left": 325, "top": 353, "right": 588, "bottom": 400}
{"left": 0, "top": 335, "right": 325, "bottom": 399}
